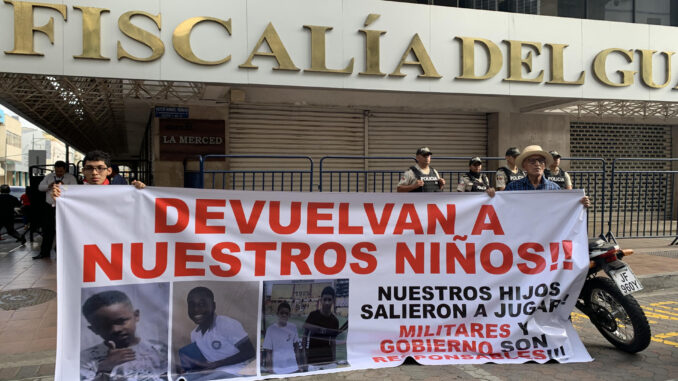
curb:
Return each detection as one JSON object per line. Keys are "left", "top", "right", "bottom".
{"left": 638, "top": 272, "right": 678, "bottom": 293}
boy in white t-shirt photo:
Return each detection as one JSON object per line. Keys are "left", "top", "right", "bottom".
{"left": 176, "top": 286, "right": 255, "bottom": 380}
{"left": 262, "top": 302, "right": 303, "bottom": 374}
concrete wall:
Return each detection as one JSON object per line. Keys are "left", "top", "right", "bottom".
{"left": 487, "top": 112, "right": 571, "bottom": 170}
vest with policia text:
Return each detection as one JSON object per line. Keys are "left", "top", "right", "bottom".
{"left": 498, "top": 167, "right": 525, "bottom": 186}
{"left": 463, "top": 172, "right": 490, "bottom": 192}
{"left": 544, "top": 168, "right": 566, "bottom": 189}
{"left": 409, "top": 166, "right": 441, "bottom": 192}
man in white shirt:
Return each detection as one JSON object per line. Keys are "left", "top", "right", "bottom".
{"left": 35, "top": 160, "right": 77, "bottom": 259}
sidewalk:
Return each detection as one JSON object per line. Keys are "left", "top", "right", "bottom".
{"left": 0, "top": 237, "right": 676, "bottom": 381}
{"left": 0, "top": 241, "right": 56, "bottom": 380}
{"left": 615, "top": 238, "right": 678, "bottom": 291}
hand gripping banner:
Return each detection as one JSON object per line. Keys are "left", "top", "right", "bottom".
{"left": 55, "top": 186, "right": 592, "bottom": 380}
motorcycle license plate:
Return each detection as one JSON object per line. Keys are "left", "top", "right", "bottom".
{"left": 609, "top": 266, "right": 643, "bottom": 295}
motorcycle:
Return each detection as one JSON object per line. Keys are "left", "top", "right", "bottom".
{"left": 575, "top": 237, "right": 651, "bottom": 353}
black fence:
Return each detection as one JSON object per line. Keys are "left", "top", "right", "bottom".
{"left": 607, "top": 158, "right": 678, "bottom": 239}
{"left": 566, "top": 158, "right": 606, "bottom": 239}
{"left": 181, "top": 155, "right": 677, "bottom": 239}
{"left": 319, "top": 156, "right": 414, "bottom": 192}
{"left": 184, "top": 155, "right": 314, "bottom": 192}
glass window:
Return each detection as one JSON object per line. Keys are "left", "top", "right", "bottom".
{"left": 499, "top": 0, "right": 540, "bottom": 13}
{"left": 635, "top": 0, "right": 670, "bottom": 25}
{"left": 587, "top": 0, "right": 633, "bottom": 22}
{"left": 462, "top": 0, "right": 498, "bottom": 10}
{"left": 433, "top": 0, "right": 460, "bottom": 6}
{"left": 557, "top": 0, "right": 586, "bottom": 18}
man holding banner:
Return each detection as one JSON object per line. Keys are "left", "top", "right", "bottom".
{"left": 51, "top": 151, "right": 145, "bottom": 199}
{"left": 504, "top": 145, "right": 590, "bottom": 207}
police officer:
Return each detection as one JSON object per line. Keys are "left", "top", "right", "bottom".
{"left": 544, "top": 150, "right": 572, "bottom": 189}
{"left": 457, "top": 157, "right": 492, "bottom": 192}
{"left": 495, "top": 147, "right": 526, "bottom": 191}
{"left": 397, "top": 147, "right": 445, "bottom": 192}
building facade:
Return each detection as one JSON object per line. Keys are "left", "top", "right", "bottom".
{"left": 0, "top": 0, "right": 675, "bottom": 190}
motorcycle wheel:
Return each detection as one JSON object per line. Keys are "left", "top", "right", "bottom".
{"left": 583, "top": 277, "right": 651, "bottom": 353}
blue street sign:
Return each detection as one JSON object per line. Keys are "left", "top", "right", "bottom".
{"left": 155, "top": 106, "right": 189, "bottom": 119}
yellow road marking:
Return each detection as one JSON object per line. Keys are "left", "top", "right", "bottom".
{"left": 651, "top": 332, "right": 678, "bottom": 348}
{"left": 642, "top": 309, "right": 678, "bottom": 321}
{"left": 648, "top": 301, "right": 678, "bottom": 311}
{"left": 645, "top": 303, "right": 678, "bottom": 315}
{"left": 649, "top": 301, "right": 677, "bottom": 306}
{"left": 647, "top": 307, "right": 678, "bottom": 317}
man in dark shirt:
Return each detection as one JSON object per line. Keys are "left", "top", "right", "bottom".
{"left": 302, "top": 286, "right": 341, "bottom": 370}
{"left": 0, "top": 184, "right": 25, "bottom": 244}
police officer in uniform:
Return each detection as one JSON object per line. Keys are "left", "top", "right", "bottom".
{"left": 457, "top": 157, "right": 492, "bottom": 192}
{"left": 495, "top": 147, "right": 526, "bottom": 191}
{"left": 397, "top": 147, "right": 445, "bottom": 192}
{"left": 544, "top": 150, "right": 572, "bottom": 189}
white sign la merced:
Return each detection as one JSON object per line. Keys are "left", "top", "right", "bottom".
{"left": 56, "top": 186, "right": 590, "bottom": 380}
{"left": 0, "top": 0, "right": 677, "bottom": 102}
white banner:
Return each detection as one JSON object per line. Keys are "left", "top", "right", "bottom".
{"left": 56, "top": 186, "right": 592, "bottom": 380}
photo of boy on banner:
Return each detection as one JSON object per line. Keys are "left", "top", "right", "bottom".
{"left": 261, "top": 279, "right": 349, "bottom": 375}
{"left": 79, "top": 283, "right": 169, "bottom": 381}
{"left": 172, "top": 281, "right": 258, "bottom": 380}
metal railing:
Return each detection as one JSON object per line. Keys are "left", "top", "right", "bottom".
{"left": 319, "top": 156, "right": 413, "bottom": 192}
{"left": 319, "top": 156, "right": 507, "bottom": 192}
{"left": 607, "top": 158, "right": 678, "bottom": 239}
{"left": 564, "top": 158, "right": 606, "bottom": 238}
{"left": 183, "top": 154, "right": 678, "bottom": 240}
{"left": 185, "top": 155, "right": 314, "bottom": 192}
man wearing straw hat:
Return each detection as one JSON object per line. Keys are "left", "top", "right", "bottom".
{"left": 505, "top": 145, "right": 590, "bottom": 206}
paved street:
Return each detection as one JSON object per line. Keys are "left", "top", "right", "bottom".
{"left": 0, "top": 232, "right": 676, "bottom": 381}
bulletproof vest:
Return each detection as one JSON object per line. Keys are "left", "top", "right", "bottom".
{"left": 410, "top": 166, "right": 441, "bottom": 192}
{"left": 499, "top": 167, "right": 525, "bottom": 186}
{"left": 545, "top": 168, "right": 567, "bottom": 189}
{"left": 466, "top": 173, "right": 490, "bottom": 192}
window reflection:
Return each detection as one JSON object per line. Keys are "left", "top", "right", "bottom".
{"left": 636, "top": 0, "right": 671, "bottom": 25}
{"left": 384, "top": 0, "right": 678, "bottom": 26}
{"left": 557, "top": 0, "right": 586, "bottom": 18}
{"left": 587, "top": 0, "right": 632, "bottom": 22}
